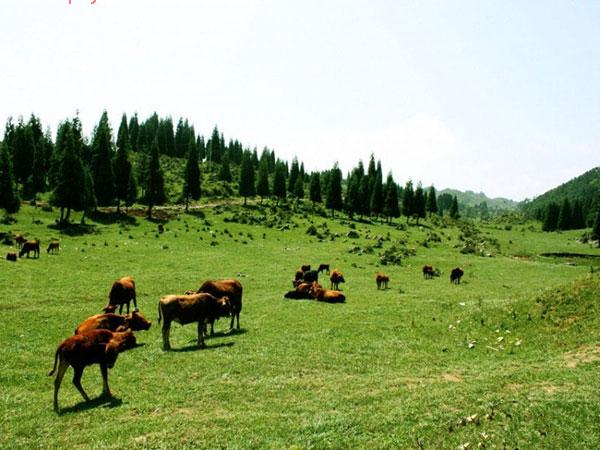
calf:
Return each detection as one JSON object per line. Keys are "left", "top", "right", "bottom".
{"left": 196, "top": 279, "right": 243, "bottom": 333}
{"left": 309, "top": 282, "right": 346, "bottom": 303}
{"left": 19, "top": 239, "right": 40, "bottom": 258}
{"left": 47, "top": 240, "right": 60, "bottom": 254}
{"left": 317, "top": 264, "right": 330, "bottom": 274}
{"left": 329, "top": 268, "right": 345, "bottom": 290}
{"left": 14, "top": 233, "right": 26, "bottom": 249}
{"left": 105, "top": 276, "right": 137, "bottom": 314}
{"left": 6, "top": 252, "right": 17, "bottom": 262}
{"left": 158, "top": 293, "right": 232, "bottom": 350}
{"left": 376, "top": 273, "right": 389, "bottom": 290}
{"left": 75, "top": 311, "right": 152, "bottom": 334}
{"left": 450, "top": 267, "right": 464, "bottom": 284}
{"left": 48, "top": 329, "right": 136, "bottom": 412}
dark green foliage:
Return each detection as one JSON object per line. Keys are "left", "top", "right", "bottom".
{"left": 183, "top": 136, "right": 201, "bottom": 211}
{"left": 572, "top": 200, "right": 585, "bottom": 230}
{"left": 309, "top": 172, "right": 322, "bottom": 206}
{"left": 437, "top": 192, "right": 453, "bottom": 215}
{"left": 219, "top": 151, "right": 233, "bottom": 182}
{"left": 196, "top": 135, "right": 206, "bottom": 161}
{"left": 0, "top": 142, "right": 20, "bottom": 213}
{"left": 383, "top": 172, "right": 400, "bottom": 223}
{"left": 557, "top": 198, "right": 573, "bottom": 230}
{"left": 592, "top": 209, "right": 600, "bottom": 246}
{"left": 116, "top": 113, "right": 129, "bottom": 156}
{"left": 113, "top": 122, "right": 135, "bottom": 213}
{"left": 128, "top": 114, "right": 139, "bottom": 152}
{"left": 414, "top": 182, "right": 426, "bottom": 224}
{"left": 90, "top": 111, "right": 116, "bottom": 206}
{"left": 344, "top": 171, "right": 360, "bottom": 216}
{"left": 239, "top": 152, "right": 256, "bottom": 205}
{"left": 426, "top": 186, "right": 438, "bottom": 214}
{"left": 11, "top": 119, "right": 35, "bottom": 186}
{"left": 28, "top": 136, "right": 46, "bottom": 195}
{"left": 158, "top": 116, "right": 175, "bottom": 156}
{"left": 144, "top": 136, "right": 167, "bottom": 217}
{"left": 256, "top": 158, "right": 270, "bottom": 201}
{"left": 369, "top": 162, "right": 384, "bottom": 216}
{"left": 80, "top": 167, "right": 97, "bottom": 224}
{"left": 402, "top": 180, "right": 415, "bottom": 222}
{"left": 358, "top": 175, "right": 371, "bottom": 217}
{"left": 207, "top": 126, "right": 222, "bottom": 165}
{"left": 288, "top": 158, "right": 300, "bottom": 194}
{"left": 449, "top": 195, "right": 460, "bottom": 219}
{"left": 293, "top": 173, "right": 304, "bottom": 201}
{"left": 326, "top": 162, "right": 343, "bottom": 216}
{"left": 542, "top": 202, "right": 560, "bottom": 231}
{"left": 273, "top": 162, "right": 287, "bottom": 203}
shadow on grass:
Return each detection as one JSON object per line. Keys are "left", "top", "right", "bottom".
{"left": 57, "top": 393, "right": 123, "bottom": 415}
{"left": 208, "top": 328, "right": 248, "bottom": 338}
{"left": 89, "top": 210, "right": 139, "bottom": 226}
{"left": 184, "top": 209, "right": 206, "bottom": 219}
{"left": 170, "top": 341, "right": 235, "bottom": 353}
{"left": 48, "top": 222, "right": 100, "bottom": 237}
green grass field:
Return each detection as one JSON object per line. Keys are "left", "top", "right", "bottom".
{"left": 1, "top": 203, "right": 600, "bottom": 449}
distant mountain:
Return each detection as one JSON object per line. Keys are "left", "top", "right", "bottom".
{"left": 438, "top": 188, "right": 518, "bottom": 211}
{"left": 520, "top": 166, "right": 600, "bottom": 222}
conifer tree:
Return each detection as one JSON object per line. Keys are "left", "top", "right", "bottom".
{"left": 542, "top": 202, "right": 560, "bottom": 231}
{"left": 426, "top": 186, "right": 438, "bottom": 215}
{"left": 256, "top": 158, "right": 270, "bottom": 203}
{"left": 11, "top": 120, "right": 35, "bottom": 188}
{"left": 128, "top": 114, "right": 139, "bottom": 152}
{"left": 309, "top": 172, "right": 322, "bottom": 207}
{"left": 80, "top": 167, "right": 97, "bottom": 224}
{"left": 414, "top": 182, "right": 426, "bottom": 225}
{"left": 326, "top": 163, "right": 343, "bottom": 217}
{"left": 207, "top": 126, "right": 222, "bottom": 166}
{"left": 358, "top": 175, "right": 371, "bottom": 217}
{"left": 183, "top": 136, "right": 201, "bottom": 212}
{"left": 219, "top": 150, "right": 233, "bottom": 182}
{"left": 116, "top": 113, "right": 129, "bottom": 156}
{"left": 557, "top": 198, "right": 572, "bottom": 230}
{"left": 288, "top": 158, "right": 300, "bottom": 194}
{"left": 592, "top": 209, "right": 600, "bottom": 247}
{"left": 238, "top": 152, "right": 256, "bottom": 206}
{"left": 113, "top": 124, "right": 135, "bottom": 214}
{"left": 572, "top": 200, "right": 585, "bottom": 229}
{"left": 90, "top": 111, "right": 116, "bottom": 206}
{"left": 344, "top": 171, "right": 360, "bottom": 217}
{"left": 383, "top": 172, "right": 400, "bottom": 223}
{"left": 273, "top": 162, "right": 287, "bottom": 204}
{"left": 402, "top": 180, "right": 415, "bottom": 223}
{"left": 370, "top": 162, "right": 384, "bottom": 217}
{"left": 449, "top": 195, "right": 460, "bottom": 219}
{"left": 144, "top": 136, "right": 166, "bottom": 218}
{"left": 196, "top": 135, "right": 206, "bottom": 161}
{"left": 0, "top": 142, "right": 20, "bottom": 214}
{"left": 294, "top": 173, "right": 304, "bottom": 202}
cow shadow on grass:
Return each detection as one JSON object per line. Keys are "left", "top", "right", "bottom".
{"left": 57, "top": 393, "right": 123, "bottom": 415}
{"left": 170, "top": 341, "right": 235, "bottom": 353}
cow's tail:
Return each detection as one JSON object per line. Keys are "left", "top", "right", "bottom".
{"left": 158, "top": 300, "right": 162, "bottom": 324}
{"left": 48, "top": 348, "right": 60, "bottom": 376}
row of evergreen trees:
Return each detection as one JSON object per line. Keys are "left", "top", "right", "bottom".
{"left": 1, "top": 112, "right": 463, "bottom": 224}
{"left": 541, "top": 198, "right": 587, "bottom": 231}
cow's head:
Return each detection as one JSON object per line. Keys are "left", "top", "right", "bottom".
{"left": 126, "top": 311, "right": 152, "bottom": 331}
{"left": 103, "top": 305, "right": 118, "bottom": 314}
{"left": 216, "top": 296, "right": 232, "bottom": 317}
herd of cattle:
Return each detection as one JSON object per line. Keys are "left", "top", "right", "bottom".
{"left": 6, "top": 233, "right": 59, "bottom": 261}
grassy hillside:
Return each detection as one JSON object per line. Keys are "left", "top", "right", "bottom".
{"left": 1, "top": 204, "right": 599, "bottom": 449}
{"left": 439, "top": 188, "right": 518, "bottom": 212}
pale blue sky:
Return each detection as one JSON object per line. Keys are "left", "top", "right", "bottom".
{"left": 1, "top": 0, "right": 599, "bottom": 200}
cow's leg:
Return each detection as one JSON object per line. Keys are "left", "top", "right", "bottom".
{"left": 53, "top": 359, "right": 69, "bottom": 412}
{"left": 197, "top": 321, "right": 205, "bottom": 348}
{"left": 132, "top": 293, "right": 137, "bottom": 311}
{"left": 236, "top": 312, "right": 240, "bottom": 330}
{"left": 72, "top": 366, "right": 90, "bottom": 402}
{"left": 100, "top": 363, "right": 111, "bottom": 397}
{"left": 162, "top": 320, "right": 172, "bottom": 350}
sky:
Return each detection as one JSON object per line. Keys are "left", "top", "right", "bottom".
{"left": 1, "top": 0, "right": 600, "bottom": 201}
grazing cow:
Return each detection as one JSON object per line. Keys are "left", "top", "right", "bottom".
{"left": 14, "top": 233, "right": 26, "bottom": 249}
{"left": 6, "top": 252, "right": 17, "bottom": 262}
{"left": 309, "top": 282, "right": 346, "bottom": 303}
{"left": 158, "top": 293, "right": 232, "bottom": 350}
{"left": 450, "top": 267, "right": 464, "bottom": 284}
{"left": 48, "top": 329, "right": 136, "bottom": 412}
{"left": 196, "top": 279, "right": 243, "bottom": 333}
{"left": 317, "top": 264, "right": 330, "bottom": 274}
{"left": 284, "top": 282, "right": 315, "bottom": 300}
{"left": 75, "top": 311, "right": 152, "bottom": 334}
{"left": 329, "top": 268, "right": 345, "bottom": 290}
{"left": 300, "top": 264, "right": 311, "bottom": 273}
{"left": 376, "top": 273, "right": 389, "bottom": 290}
{"left": 19, "top": 239, "right": 40, "bottom": 258}
{"left": 47, "top": 240, "right": 60, "bottom": 254}
{"left": 422, "top": 265, "right": 434, "bottom": 279}
{"left": 303, "top": 270, "right": 319, "bottom": 284}
{"left": 105, "top": 276, "right": 137, "bottom": 314}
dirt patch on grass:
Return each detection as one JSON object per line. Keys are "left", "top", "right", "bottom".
{"left": 564, "top": 345, "right": 600, "bottom": 368}
{"left": 441, "top": 373, "right": 463, "bottom": 383}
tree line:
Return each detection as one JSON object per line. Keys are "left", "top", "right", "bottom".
{"left": 0, "top": 111, "right": 465, "bottom": 224}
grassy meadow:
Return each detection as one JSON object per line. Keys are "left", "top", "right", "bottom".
{"left": 1, "top": 203, "right": 600, "bottom": 449}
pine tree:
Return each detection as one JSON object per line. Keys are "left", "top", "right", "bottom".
{"left": 402, "top": 180, "right": 415, "bottom": 223}
{"left": 557, "top": 198, "right": 572, "bottom": 230}
{"left": 449, "top": 195, "right": 460, "bottom": 219}
{"left": 183, "top": 136, "right": 201, "bottom": 212}
{"left": 572, "top": 200, "right": 585, "bottom": 229}
{"left": 358, "top": 175, "right": 371, "bottom": 217}
{"left": 273, "top": 162, "right": 287, "bottom": 204}
{"left": 128, "top": 114, "right": 139, "bottom": 152}
{"left": 383, "top": 173, "right": 400, "bottom": 223}
{"left": 28, "top": 136, "right": 46, "bottom": 196}
{"left": 80, "top": 167, "right": 97, "bottom": 224}
{"left": 0, "top": 142, "right": 20, "bottom": 214}
{"left": 113, "top": 124, "right": 135, "bottom": 214}
{"left": 11, "top": 120, "right": 35, "bottom": 188}
{"left": 542, "top": 202, "right": 560, "bottom": 232}
{"left": 256, "top": 158, "right": 270, "bottom": 202}
{"left": 414, "top": 182, "right": 426, "bottom": 225}
{"left": 326, "top": 163, "right": 343, "bottom": 217}
{"left": 90, "top": 111, "right": 116, "bottom": 206}
{"left": 238, "top": 152, "right": 256, "bottom": 206}
{"left": 344, "top": 171, "right": 360, "bottom": 217}
{"left": 294, "top": 173, "right": 304, "bottom": 202}
{"left": 196, "top": 136, "right": 206, "bottom": 161}
{"left": 426, "top": 186, "right": 438, "bottom": 215}
{"left": 592, "top": 209, "right": 600, "bottom": 247}
{"left": 370, "top": 162, "right": 384, "bottom": 217}
{"left": 207, "top": 126, "right": 222, "bottom": 166}
{"left": 219, "top": 150, "right": 233, "bottom": 182}
{"left": 288, "top": 158, "right": 300, "bottom": 194}
{"left": 309, "top": 172, "right": 322, "bottom": 207}
{"left": 144, "top": 136, "right": 166, "bottom": 218}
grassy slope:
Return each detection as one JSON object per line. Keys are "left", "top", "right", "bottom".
{"left": 1, "top": 204, "right": 600, "bottom": 449}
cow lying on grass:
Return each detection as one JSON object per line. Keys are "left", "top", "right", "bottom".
{"left": 48, "top": 329, "right": 136, "bottom": 412}
{"left": 75, "top": 311, "right": 152, "bottom": 334}
{"left": 309, "top": 282, "right": 346, "bottom": 303}
{"left": 158, "top": 293, "right": 231, "bottom": 350}
{"left": 284, "top": 282, "right": 314, "bottom": 300}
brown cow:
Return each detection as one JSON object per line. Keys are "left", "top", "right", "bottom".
{"left": 196, "top": 279, "right": 243, "bottom": 333}
{"left": 422, "top": 265, "right": 434, "bottom": 279}
{"left": 14, "top": 233, "right": 26, "bottom": 249}
{"left": 309, "top": 282, "right": 346, "bottom": 303}
{"left": 317, "top": 264, "right": 330, "bottom": 274}
{"left": 47, "top": 240, "right": 60, "bottom": 254}
{"left": 158, "top": 293, "right": 232, "bottom": 350}
{"left": 292, "top": 269, "right": 304, "bottom": 288}
{"left": 376, "top": 273, "right": 389, "bottom": 290}
{"left": 450, "top": 267, "right": 464, "bottom": 284}
{"left": 75, "top": 311, "right": 152, "bottom": 334}
{"left": 329, "top": 268, "right": 345, "bottom": 290}
{"left": 48, "top": 329, "right": 136, "bottom": 412}
{"left": 19, "top": 239, "right": 40, "bottom": 258}
{"left": 6, "top": 252, "right": 17, "bottom": 262}
{"left": 284, "top": 282, "right": 316, "bottom": 300}
{"left": 105, "top": 276, "right": 137, "bottom": 314}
